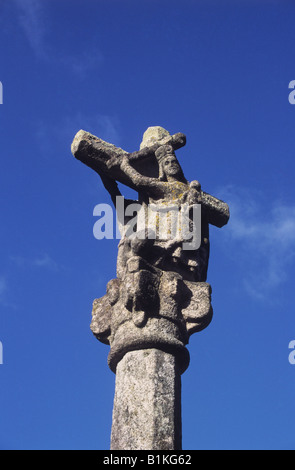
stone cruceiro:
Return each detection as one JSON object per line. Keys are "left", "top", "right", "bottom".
{"left": 71, "top": 126, "right": 229, "bottom": 450}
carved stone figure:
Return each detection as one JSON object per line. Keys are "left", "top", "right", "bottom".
{"left": 71, "top": 126, "right": 229, "bottom": 450}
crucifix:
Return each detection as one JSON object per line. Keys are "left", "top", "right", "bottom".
{"left": 71, "top": 126, "right": 229, "bottom": 450}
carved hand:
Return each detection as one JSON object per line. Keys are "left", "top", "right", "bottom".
{"left": 106, "top": 155, "right": 119, "bottom": 170}
{"left": 120, "top": 155, "right": 130, "bottom": 169}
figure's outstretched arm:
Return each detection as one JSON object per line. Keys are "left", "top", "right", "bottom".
{"left": 121, "top": 156, "right": 167, "bottom": 199}
{"left": 99, "top": 172, "right": 122, "bottom": 206}
{"left": 120, "top": 156, "right": 158, "bottom": 190}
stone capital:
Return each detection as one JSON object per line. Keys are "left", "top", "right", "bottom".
{"left": 90, "top": 265, "right": 212, "bottom": 374}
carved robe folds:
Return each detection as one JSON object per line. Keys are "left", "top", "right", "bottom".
{"left": 91, "top": 250, "right": 213, "bottom": 374}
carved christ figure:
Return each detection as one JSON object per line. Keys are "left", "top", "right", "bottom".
{"left": 115, "top": 144, "right": 210, "bottom": 283}
{"left": 71, "top": 126, "right": 230, "bottom": 283}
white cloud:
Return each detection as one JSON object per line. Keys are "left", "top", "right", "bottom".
{"left": 13, "top": 0, "right": 103, "bottom": 75}
{"left": 62, "top": 113, "right": 122, "bottom": 147}
{"left": 0, "top": 277, "right": 7, "bottom": 298}
{"left": 58, "top": 49, "right": 104, "bottom": 79}
{"left": 216, "top": 185, "right": 295, "bottom": 300}
{"left": 0, "top": 277, "right": 12, "bottom": 308}
{"left": 14, "top": 0, "right": 47, "bottom": 59}
{"left": 31, "top": 253, "right": 59, "bottom": 270}
{"left": 10, "top": 253, "right": 59, "bottom": 271}
{"left": 34, "top": 112, "right": 122, "bottom": 161}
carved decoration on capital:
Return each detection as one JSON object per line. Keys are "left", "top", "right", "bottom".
{"left": 90, "top": 249, "right": 213, "bottom": 373}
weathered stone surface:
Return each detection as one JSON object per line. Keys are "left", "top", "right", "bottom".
{"left": 182, "top": 281, "right": 213, "bottom": 336}
{"left": 71, "top": 127, "right": 229, "bottom": 228}
{"left": 90, "top": 264, "right": 213, "bottom": 375}
{"left": 72, "top": 125, "right": 229, "bottom": 450}
{"left": 71, "top": 128, "right": 186, "bottom": 185}
{"left": 139, "top": 126, "right": 171, "bottom": 149}
{"left": 111, "top": 349, "right": 182, "bottom": 450}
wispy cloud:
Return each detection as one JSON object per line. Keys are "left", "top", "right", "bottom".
{"left": 13, "top": 0, "right": 103, "bottom": 76}
{"left": 14, "top": 0, "right": 47, "bottom": 59}
{"left": 10, "top": 253, "right": 59, "bottom": 271}
{"left": 216, "top": 185, "right": 295, "bottom": 300}
{"left": 58, "top": 49, "right": 104, "bottom": 79}
{"left": 60, "top": 113, "right": 122, "bottom": 147}
{"left": 0, "top": 276, "right": 14, "bottom": 309}
{"left": 31, "top": 253, "right": 59, "bottom": 270}
{"left": 0, "top": 277, "right": 7, "bottom": 298}
{"left": 34, "top": 111, "right": 122, "bottom": 161}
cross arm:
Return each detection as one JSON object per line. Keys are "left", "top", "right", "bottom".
{"left": 71, "top": 129, "right": 230, "bottom": 228}
{"left": 71, "top": 129, "right": 186, "bottom": 186}
{"left": 201, "top": 191, "right": 229, "bottom": 228}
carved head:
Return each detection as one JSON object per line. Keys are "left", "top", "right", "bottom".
{"left": 155, "top": 145, "right": 186, "bottom": 183}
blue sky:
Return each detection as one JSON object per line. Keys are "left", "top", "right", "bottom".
{"left": 1, "top": 0, "right": 295, "bottom": 450}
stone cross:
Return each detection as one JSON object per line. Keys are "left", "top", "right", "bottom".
{"left": 71, "top": 126, "right": 229, "bottom": 450}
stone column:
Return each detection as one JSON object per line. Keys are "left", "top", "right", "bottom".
{"left": 91, "top": 266, "right": 213, "bottom": 450}
{"left": 111, "top": 349, "right": 182, "bottom": 450}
